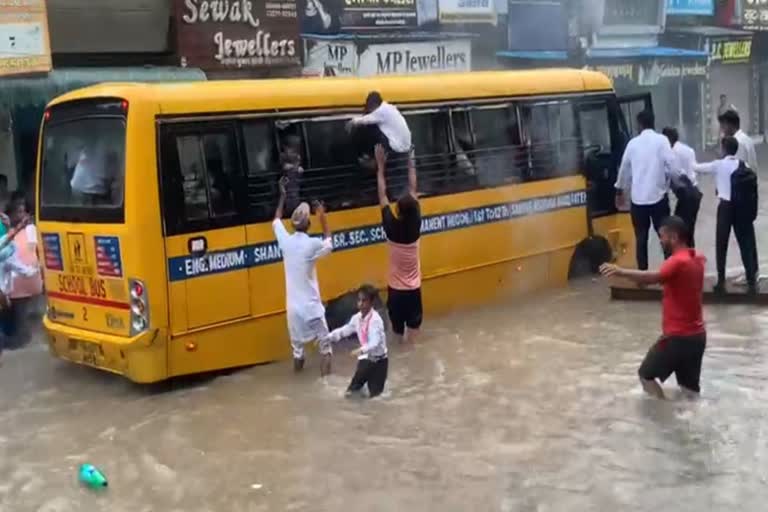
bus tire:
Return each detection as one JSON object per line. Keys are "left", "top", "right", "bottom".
{"left": 568, "top": 236, "right": 612, "bottom": 279}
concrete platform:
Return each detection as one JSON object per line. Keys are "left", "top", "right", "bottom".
{"left": 610, "top": 275, "right": 768, "bottom": 305}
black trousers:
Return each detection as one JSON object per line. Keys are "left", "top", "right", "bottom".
{"left": 674, "top": 188, "right": 702, "bottom": 248}
{"left": 631, "top": 196, "right": 671, "bottom": 271}
{"left": 348, "top": 357, "right": 389, "bottom": 398}
{"left": 716, "top": 200, "right": 759, "bottom": 286}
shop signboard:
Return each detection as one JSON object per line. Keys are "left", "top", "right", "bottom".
{"left": 0, "top": 0, "right": 52, "bottom": 77}
{"left": 603, "top": 0, "right": 661, "bottom": 26}
{"left": 666, "top": 0, "right": 714, "bottom": 16}
{"left": 175, "top": 0, "right": 301, "bottom": 70}
{"left": 303, "top": 40, "right": 357, "bottom": 76}
{"left": 743, "top": 0, "right": 768, "bottom": 31}
{"left": 341, "top": 0, "right": 417, "bottom": 29}
{"left": 507, "top": 1, "right": 567, "bottom": 51}
{"left": 637, "top": 60, "right": 707, "bottom": 86}
{"left": 438, "top": 0, "right": 497, "bottom": 24}
{"left": 709, "top": 37, "right": 752, "bottom": 64}
{"left": 357, "top": 39, "right": 471, "bottom": 76}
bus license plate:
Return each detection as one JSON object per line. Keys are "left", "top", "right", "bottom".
{"left": 80, "top": 341, "right": 99, "bottom": 366}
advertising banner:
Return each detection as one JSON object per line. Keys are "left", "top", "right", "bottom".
{"left": 709, "top": 37, "right": 752, "bottom": 64}
{"left": 303, "top": 40, "right": 357, "bottom": 76}
{"left": 339, "top": 0, "right": 417, "bottom": 30}
{"left": 303, "top": 39, "right": 472, "bottom": 76}
{"left": 357, "top": 39, "right": 471, "bottom": 76}
{"left": 438, "top": 0, "right": 497, "bottom": 24}
{"left": 176, "top": 0, "right": 301, "bottom": 70}
{"left": 0, "top": 0, "right": 52, "bottom": 77}
{"left": 666, "top": 0, "right": 714, "bottom": 16}
{"left": 743, "top": 0, "right": 768, "bottom": 31}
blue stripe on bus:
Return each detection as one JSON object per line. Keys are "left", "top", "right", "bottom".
{"left": 167, "top": 190, "right": 588, "bottom": 282}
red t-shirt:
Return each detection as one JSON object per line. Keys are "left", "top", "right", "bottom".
{"left": 659, "top": 248, "right": 706, "bottom": 336}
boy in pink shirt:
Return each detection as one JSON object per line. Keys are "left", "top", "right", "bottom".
{"left": 374, "top": 145, "right": 422, "bottom": 343}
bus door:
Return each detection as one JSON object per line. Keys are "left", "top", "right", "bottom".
{"left": 617, "top": 93, "right": 653, "bottom": 138}
{"left": 159, "top": 122, "right": 251, "bottom": 331}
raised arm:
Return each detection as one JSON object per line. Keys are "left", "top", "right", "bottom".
{"left": 407, "top": 149, "right": 417, "bottom": 197}
{"left": 274, "top": 176, "right": 287, "bottom": 220}
{"left": 375, "top": 144, "right": 389, "bottom": 208}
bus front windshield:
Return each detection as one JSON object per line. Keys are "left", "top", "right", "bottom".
{"left": 40, "top": 117, "right": 126, "bottom": 222}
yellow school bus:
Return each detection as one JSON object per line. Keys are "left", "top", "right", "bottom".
{"left": 37, "top": 70, "right": 643, "bottom": 383}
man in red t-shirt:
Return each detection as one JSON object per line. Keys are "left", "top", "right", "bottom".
{"left": 600, "top": 216, "right": 706, "bottom": 399}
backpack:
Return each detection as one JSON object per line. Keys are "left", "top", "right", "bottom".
{"left": 730, "top": 160, "right": 758, "bottom": 223}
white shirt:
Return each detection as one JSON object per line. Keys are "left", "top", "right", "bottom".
{"left": 70, "top": 149, "right": 115, "bottom": 196}
{"left": 326, "top": 310, "right": 387, "bottom": 360}
{"left": 734, "top": 130, "right": 758, "bottom": 171}
{"left": 671, "top": 141, "right": 698, "bottom": 187}
{"left": 615, "top": 129, "right": 677, "bottom": 205}
{"left": 272, "top": 219, "right": 333, "bottom": 321}
{"left": 352, "top": 102, "right": 412, "bottom": 153}
{"left": 694, "top": 155, "right": 740, "bottom": 201}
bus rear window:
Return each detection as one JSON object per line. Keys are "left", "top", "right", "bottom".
{"left": 40, "top": 115, "right": 126, "bottom": 223}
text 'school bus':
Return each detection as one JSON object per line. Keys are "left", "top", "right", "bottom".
{"left": 37, "top": 70, "right": 647, "bottom": 383}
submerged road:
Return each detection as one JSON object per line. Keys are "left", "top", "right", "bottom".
{"left": 2, "top": 147, "right": 768, "bottom": 511}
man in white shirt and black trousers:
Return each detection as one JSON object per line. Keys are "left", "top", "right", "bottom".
{"left": 695, "top": 136, "right": 759, "bottom": 295}
{"left": 662, "top": 127, "right": 703, "bottom": 247}
{"left": 615, "top": 110, "right": 677, "bottom": 270}
{"left": 718, "top": 109, "right": 758, "bottom": 171}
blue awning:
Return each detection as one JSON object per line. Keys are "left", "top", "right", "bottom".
{"left": 589, "top": 46, "right": 708, "bottom": 59}
{"left": 497, "top": 46, "right": 708, "bottom": 61}
{"left": 496, "top": 50, "right": 568, "bottom": 60}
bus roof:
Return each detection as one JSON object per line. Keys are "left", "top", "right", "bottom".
{"left": 47, "top": 69, "right": 613, "bottom": 115}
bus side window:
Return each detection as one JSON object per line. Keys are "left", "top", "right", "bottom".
{"left": 405, "top": 111, "right": 451, "bottom": 196}
{"left": 242, "top": 120, "right": 280, "bottom": 222}
{"left": 449, "top": 109, "right": 478, "bottom": 193}
{"left": 521, "top": 101, "right": 579, "bottom": 182}
{"left": 175, "top": 135, "right": 210, "bottom": 223}
{"left": 304, "top": 118, "right": 368, "bottom": 210}
{"left": 201, "top": 133, "right": 238, "bottom": 218}
{"left": 470, "top": 105, "right": 524, "bottom": 187}
{"left": 160, "top": 125, "right": 242, "bottom": 235}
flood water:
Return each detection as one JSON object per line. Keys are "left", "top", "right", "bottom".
{"left": 2, "top": 153, "right": 768, "bottom": 511}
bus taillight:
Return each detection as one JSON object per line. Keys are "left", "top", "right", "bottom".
{"left": 129, "top": 278, "right": 149, "bottom": 335}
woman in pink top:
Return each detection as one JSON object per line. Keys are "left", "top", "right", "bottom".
{"left": 375, "top": 145, "right": 422, "bottom": 343}
{"left": 7, "top": 197, "right": 43, "bottom": 347}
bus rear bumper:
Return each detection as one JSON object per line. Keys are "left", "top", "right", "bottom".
{"left": 43, "top": 317, "right": 168, "bottom": 383}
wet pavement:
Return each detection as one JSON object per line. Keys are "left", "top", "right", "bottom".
{"left": 2, "top": 148, "right": 768, "bottom": 511}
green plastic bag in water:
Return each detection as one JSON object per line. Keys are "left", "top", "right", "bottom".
{"left": 79, "top": 464, "right": 108, "bottom": 489}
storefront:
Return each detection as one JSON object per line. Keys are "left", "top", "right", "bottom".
{"left": 590, "top": 50, "right": 709, "bottom": 150}
{"left": 0, "top": 0, "right": 52, "bottom": 193}
{"left": 302, "top": 34, "right": 472, "bottom": 76}
{"left": 664, "top": 27, "right": 755, "bottom": 145}
{"left": 175, "top": 0, "right": 302, "bottom": 78}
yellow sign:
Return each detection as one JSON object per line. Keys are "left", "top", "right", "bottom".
{"left": 0, "top": 0, "right": 52, "bottom": 77}
{"left": 710, "top": 39, "right": 752, "bottom": 64}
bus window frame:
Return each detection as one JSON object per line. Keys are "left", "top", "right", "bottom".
{"left": 39, "top": 112, "right": 127, "bottom": 225}
{"left": 158, "top": 121, "right": 248, "bottom": 236}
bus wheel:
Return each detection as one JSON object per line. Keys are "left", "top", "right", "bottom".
{"left": 568, "top": 237, "right": 612, "bottom": 279}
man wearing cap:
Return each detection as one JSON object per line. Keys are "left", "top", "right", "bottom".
{"left": 273, "top": 178, "right": 334, "bottom": 376}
